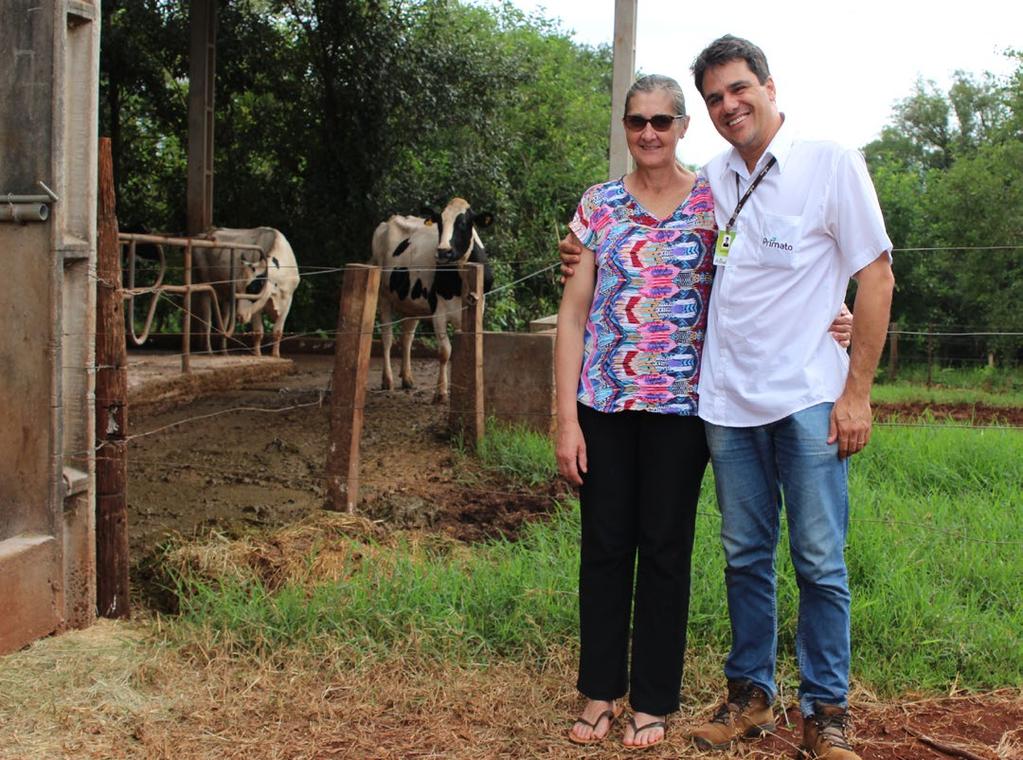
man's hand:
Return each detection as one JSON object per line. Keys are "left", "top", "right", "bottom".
{"left": 828, "top": 253, "right": 894, "bottom": 458}
{"left": 829, "top": 303, "right": 853, "bottom": 349}
{"left": 556, "top": 419, "right": 587, "bottom": 486}
{"left": 559, "top": 232, "right": 584, "bottom": 283}
{"left": 827, "top": 392, "right": 872, "bottom": 459}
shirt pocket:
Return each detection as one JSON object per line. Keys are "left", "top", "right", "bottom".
{"left": 756, "top": 212, "right": 802, "bottom": 270}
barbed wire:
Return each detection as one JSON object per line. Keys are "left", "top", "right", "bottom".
{"left": 892, "top": 244, "right": 1023, "bottom": 253}
{"left": 80, "top": 257, "right": 567, "bottom": 358}
{"left": 93, "top": 389, "right": 1023, "bottom": 453}
{"left": 68, "top": 445, "right": 1023, "bottom": 547}
{"left": 63, "top": 388, "right": 1023, "bottom": 471}
{"left": 890, "top": 329, "right": 1023, "bottom": 337}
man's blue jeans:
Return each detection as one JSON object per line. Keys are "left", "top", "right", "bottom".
{"left": 704, "top": 402, "right": 850, "bottom": 717}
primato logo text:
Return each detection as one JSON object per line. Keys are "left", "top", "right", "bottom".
{"left": 762, "top": 236, "right": 794, "bottom": 251}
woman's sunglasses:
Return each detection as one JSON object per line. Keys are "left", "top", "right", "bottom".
{"left": 623, "top": 113, "right": 686, "bottom": 132}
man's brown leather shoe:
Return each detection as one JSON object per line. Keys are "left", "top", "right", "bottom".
{"left": 688, "top": 679, "right": 775, "bottom": 750}
{"left": 800, "top": 702, "right": 861, "bottom": 759}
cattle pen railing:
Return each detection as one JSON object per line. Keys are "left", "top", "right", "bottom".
{"left": 119, "top": 232, "right": 270, "bottom": 373}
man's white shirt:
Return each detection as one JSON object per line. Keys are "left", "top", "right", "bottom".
{"left": 698, "top": 117, "right": 893, "bottom": 427}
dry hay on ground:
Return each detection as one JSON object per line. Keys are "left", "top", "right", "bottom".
{"left": 2, "top": 612, "right": 1022, "bottom": 759}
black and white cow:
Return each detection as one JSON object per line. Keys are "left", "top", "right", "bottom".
{"left": 193, "top": 227, "right": 300, "bottom": 358}
{"left": 369, "top": 198, "right": 494, "bottom": 403}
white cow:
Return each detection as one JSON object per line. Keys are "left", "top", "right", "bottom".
{"left": 193, "top": 227, "right": 300, "bottom": 358}
{"left": 369, "top": 198, "right": 493, "bottom": 403}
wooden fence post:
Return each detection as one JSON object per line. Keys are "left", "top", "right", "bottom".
{"left": 449, "top": 262, "right": 485, "bottom": 449}
{"left": 926, "top": 323, "right": 935, "bottom": 388}
{"left": 95, "top": 137, "right": 130, "bottom": 619}
{"left": 325, "top": 264, "right": 379, "bottom": 513}
{"left": 887, "top": 322, "right": 899, "bottom": 381}
{"left": 182, "top": 240, "right": 193, "bottom": 373}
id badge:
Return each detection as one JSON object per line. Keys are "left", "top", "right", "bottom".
{"left": 714, "top": 229, "right": 736, "bottom": 266}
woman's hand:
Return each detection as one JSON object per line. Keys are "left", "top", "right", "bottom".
{"left": 556, "top": 419, "right": 588, "bottom": 486}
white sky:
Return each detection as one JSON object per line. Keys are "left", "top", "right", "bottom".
{"left": 502, "top": 0, "right": 1021, "bottom": 166}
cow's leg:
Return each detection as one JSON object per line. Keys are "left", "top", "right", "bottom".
{"left": 400, "top": 317, "right": 418, "bottom": 390}
{"left": 269, "top": 298, "right": 290, "bottom": 359}
{"left": 252, "top": 312, "right": 264, "bottom": 357}
{"left": 379, "top": 298, "right": 395, "bottom": 390}
{"left": 432, "top": 312, "right": 451, "bottom": 404}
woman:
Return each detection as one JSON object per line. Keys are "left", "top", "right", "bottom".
{"left": 556, "top": 74, "right": 713, "bottom": 749}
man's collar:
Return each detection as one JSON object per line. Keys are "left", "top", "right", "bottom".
{"left": 719, "top": 113, "right": 794, "bottom": 180}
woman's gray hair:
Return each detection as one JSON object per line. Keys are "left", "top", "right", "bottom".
{"left": 625, "top": 74, "right": 687, "bottom": 118}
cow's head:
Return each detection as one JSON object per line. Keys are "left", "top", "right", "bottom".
{"left": 421, "top": 197, "right": 494, "bottom": 265}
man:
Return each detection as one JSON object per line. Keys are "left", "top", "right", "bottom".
{"left": 559, "top": 35, "right": 894, "bottom": 760}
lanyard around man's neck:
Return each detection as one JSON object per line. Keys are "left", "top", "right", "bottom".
{"left": 726, "top": 155, "right": 777, "bottom": 232}
{"left": 713, "top": 155, "right": 777, "bottom": 267}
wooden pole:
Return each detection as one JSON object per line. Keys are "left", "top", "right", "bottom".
{"left": 95, "top": 137, "right": 130, "bottom": 619}
{"left": 609, "top": 0, "right": 637, "bottom": 179}
{"left": 325, "top": 264, "right": 379, "bottom": 513}
{"left": 887, "top": 321, "right": 899, "bottom": 381}
{"left": 182, "top": 240, "right": 192, "bottom": 373}
{"left": 926, "top": 323, "right": 934, "bottom": 388}
{"left": 187, "top": 0, "right": 216, "bottom": 236}
{"left": 449, "top": 263, "right": 485, "bottom": 449}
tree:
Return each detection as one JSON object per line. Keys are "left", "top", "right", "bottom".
{"left": 864, "top": 54, "right": 1023, "bottom": 364}
{"left": 100, "top": 0, "right": 614, "bottom": 333}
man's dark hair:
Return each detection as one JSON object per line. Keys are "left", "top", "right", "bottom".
{"left": 691, "top": 35, "right": 771, "bottom": 96}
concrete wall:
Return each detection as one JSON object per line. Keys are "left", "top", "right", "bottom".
{"left": 483, "top": 331, "right": 556, "bottom": 436}
{"left": 0, "top": 0, "right": 99, "bottom": 653}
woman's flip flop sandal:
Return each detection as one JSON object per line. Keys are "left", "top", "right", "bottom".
{"left": 624, "top": 715, "right": 667, "bottom": 750}
{"left": 568, "top": 703, "right": 624, "bottom": 745}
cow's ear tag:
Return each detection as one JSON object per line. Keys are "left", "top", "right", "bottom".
{"left": 424, "top": 219, "right": 433, "bottom": 226}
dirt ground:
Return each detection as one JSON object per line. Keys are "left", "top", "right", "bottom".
{"left": 110, "top": 355, "right": 1023, "bottom": 758}
{"left": 875, "top": 401, "right": 1023, "bottom": 426}
{"left": 126, "top": 355, "right": 1019, "bottom": 564}
{"left": 128, "top": 353, "right": 562, "bottom": 569}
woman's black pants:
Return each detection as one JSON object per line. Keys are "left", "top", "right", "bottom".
{"left": 575, "top": 402, "right": 709, "bottom": 715}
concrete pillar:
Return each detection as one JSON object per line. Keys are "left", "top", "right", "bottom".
{"left": 0, "top": 0, "right": 100, "bottom": 652}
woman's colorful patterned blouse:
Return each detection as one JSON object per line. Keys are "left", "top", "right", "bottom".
{"left": 569, "top": 175, "right": 716, "bottom": 415}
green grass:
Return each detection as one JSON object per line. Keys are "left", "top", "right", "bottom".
{"left": 872, "top": 383, "right": 1023, "bottom": 408}
{"left": 169, "top": 422, "right": 1023, "bottom": 695}
{"left": 169, "top": 516, "right": 580, "bottom": 663}
{"left": 874, "top": 363, "right": 1023, "bottom": 407}
{"left": 475, "top": 419, "right": 557, "bottom": 487}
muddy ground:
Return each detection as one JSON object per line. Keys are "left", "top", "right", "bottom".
{"left": 118, "top": 355, "right": 1023, "bottom": 759}
{"left": 126, "top": 355, "right": 1019, "bottom": 565}
{"left": 128, "top": 354, "right": 562, "bottom": 568}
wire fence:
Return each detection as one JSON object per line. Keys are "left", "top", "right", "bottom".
{"left": 62, "top": 406, "right": 1023, "bottom": 551}
{"left": 56, "top": 235, "right": 1023, "bottom": 580}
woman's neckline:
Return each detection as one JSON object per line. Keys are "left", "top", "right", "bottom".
{"left": 619, "top": 169, "right": 700, "bottom": 223}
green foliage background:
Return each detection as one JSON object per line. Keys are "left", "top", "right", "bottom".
{"left": 100, "top": 0, "right": 611, "bottom": 332}
{"left": 863, "top": 60, "right": 1023, "bottom": 364}
{"left": 101, "top": 2, "right": 1023, "bottom": 360}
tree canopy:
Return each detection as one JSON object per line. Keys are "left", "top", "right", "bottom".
{"left": 101, "top": 0, "right": 611, "bottom": 331}
{"left": 101, "top": 3, "right": 1022, "bottom": 363}
{"left": 864, "top": 57, "right": 1023, "bottom": 362}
